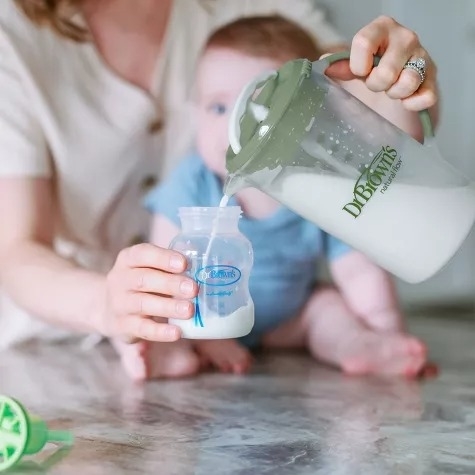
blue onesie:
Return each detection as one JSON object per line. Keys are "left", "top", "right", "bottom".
{"left": 145, "top": 154, "right": 350, "bottom": 347}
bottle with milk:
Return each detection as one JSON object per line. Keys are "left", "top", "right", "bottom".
{"left": 225, "top": 51, "right": 475, "bottom": 283}
{"left": 169, "top": 206, "right": 254, "bottom": 339}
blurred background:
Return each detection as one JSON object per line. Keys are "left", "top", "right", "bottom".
{"left": 319, "top": 0, "right": 475, "bottom": 311}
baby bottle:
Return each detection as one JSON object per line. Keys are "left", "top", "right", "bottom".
{"left": 169, "top": 206, "right": 254, "bottom": 339}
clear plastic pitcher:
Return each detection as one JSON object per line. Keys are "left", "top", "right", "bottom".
{"left": 225, "top": 51, "right": 475, "bottom": 283}
{"left": 169, "top": 206, "right": 254, "bottom": 339}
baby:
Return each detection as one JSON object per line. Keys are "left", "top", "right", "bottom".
{"left": 118, "top": 15, "right": 428, "bottom": 380}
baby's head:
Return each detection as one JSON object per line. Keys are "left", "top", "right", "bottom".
{"left": 196, "top": 15, "right": 322, "bottom": 177}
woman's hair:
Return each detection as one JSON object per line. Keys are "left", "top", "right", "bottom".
{"left": 14, "top": 0, "right": 88, "bottom": 42}
{"left": 16, "top": 3, "right": 322, "bottom": 61}
{"left": 14, "top": 0, "right": 218, "bottom": 42}
{"left": 205, "top": 15, "right": 322, "bottom": 62}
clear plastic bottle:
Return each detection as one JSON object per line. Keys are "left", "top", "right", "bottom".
{"left": 169, "top": 206, "right": 254, "bottom": 339}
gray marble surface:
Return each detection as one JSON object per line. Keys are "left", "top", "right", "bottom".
{"left": 2, "top": 315, "right": 475, "bottom": 475}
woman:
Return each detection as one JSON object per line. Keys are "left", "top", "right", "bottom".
{"left": 0, "top": 0, "right": 437, "bottom": 353}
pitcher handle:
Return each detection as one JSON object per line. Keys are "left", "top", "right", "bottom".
{"left": 324, "top": 50, "right": 434, "bottom": 139}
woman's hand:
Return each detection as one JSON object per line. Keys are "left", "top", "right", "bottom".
{"left": 99, "top": 243, "right": 197, "bottom": 343}
{"left": 327, "top": 15, "right": 438, "bottom": 112}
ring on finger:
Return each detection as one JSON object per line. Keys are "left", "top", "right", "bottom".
{"left": 403, "top": 57, "right": 427, "bottom": 86}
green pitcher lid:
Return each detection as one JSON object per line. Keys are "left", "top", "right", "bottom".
{"left": 226, "top": 58, "right": 316, "bottom": 175}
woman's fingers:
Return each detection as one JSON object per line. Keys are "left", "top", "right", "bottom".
{"left": 110, "top": 243, "right": 198, "bottom": 300}
{"left": 350, "top": 17, "right": 389, "bottom": 76}
{"left": 117, "top": 243, "right": 188, "bottom": 273}
{"left": 123, "top": 291, "right": 194, "bottom": 320}
{"left": 400, "top": 65, "right": 438, "bottom": 110}
{"left": 365, "top": 44, "right": 415, "bottom": 93}
{"left": 103, "top": 242, "right": 198, "bottom": 342}
{"left": 385, "top": 62, "right": 425, "bottom": 99}
{"left": 334, "top": 15, "right": 438, "bottom": 112}
{"left": 126, "top": 266, "right": 197, "bottom": 299}
{"left": 121, "top": 316, "right": 182, "bottom": 342}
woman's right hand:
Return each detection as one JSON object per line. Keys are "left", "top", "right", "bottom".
{"left": 99, "top": 243, "right": 198, "bottom": 343}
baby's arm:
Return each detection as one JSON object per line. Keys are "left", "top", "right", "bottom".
{"left": 150, "top": 214, "right": 180, "bottom": 249}
{"left": 329, "top": 250, "right": 404, "bottom": 333}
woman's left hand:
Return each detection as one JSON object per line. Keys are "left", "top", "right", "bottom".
{"left": 327, "top": 15, "right": 438, "bottom": 112}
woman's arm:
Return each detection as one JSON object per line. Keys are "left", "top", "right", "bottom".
{"left": 0, "top": 177, "right": 197, "bottom": 342}
{"left": 0, "top": 177, "right": 103, "bottom": 332}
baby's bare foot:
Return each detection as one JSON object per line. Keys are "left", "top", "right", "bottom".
{"left": 195, "top": 339, "right": 253, "bottom": 374}
{"left": 339, "top": 332, "right": 427, "bottom": 378}
{"left": 113, "top": 339, "right": 200, "bottom": 381}
{"left": 297, "top": 287, "right": 428, "bottom": 378}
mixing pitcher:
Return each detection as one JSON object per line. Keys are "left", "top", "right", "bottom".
{"left": 224, "top": 51, "right": 475, "bottom": 283}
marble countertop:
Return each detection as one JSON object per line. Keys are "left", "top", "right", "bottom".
{"left": 1, "top": 315, "right": 475, "bottom": 475}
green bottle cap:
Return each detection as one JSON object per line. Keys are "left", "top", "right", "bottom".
{"left": 0, "top": 395, "right": 74, "bottom": 471}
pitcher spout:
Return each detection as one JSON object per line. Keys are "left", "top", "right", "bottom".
{"left": 223, "top": 173, "right": 245, "bottom": 197}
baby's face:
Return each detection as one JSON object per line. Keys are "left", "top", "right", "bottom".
{"left": 196, "top": 47, "right": 282, "bottom": 178}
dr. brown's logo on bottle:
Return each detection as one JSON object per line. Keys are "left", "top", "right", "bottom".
{"left": 195, "top": 265, "right": 242, "bottom": 286}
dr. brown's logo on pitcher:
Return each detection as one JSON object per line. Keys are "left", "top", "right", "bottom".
{"left": 342, "top": 145, "right": 402, "bottom": 218}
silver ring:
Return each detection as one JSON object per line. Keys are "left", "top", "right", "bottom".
{"left": 403, "top": 57, "right": 426, "bottom": 85}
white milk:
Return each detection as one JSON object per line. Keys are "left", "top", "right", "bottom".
{"left": 202, "top": 195, "right": 231, "bottom": 264}
{"left": 274, "top": 173, "right": 475, "bottom": 283}
{"left": 172, "top": 301, "right": 255, "bottom": 339}
{"left": 219, "top": 195, "right": 230, "bottom": 208}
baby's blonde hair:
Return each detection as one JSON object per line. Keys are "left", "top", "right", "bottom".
{"left": 205, "top": 15, "right": 322, "bottom": 63}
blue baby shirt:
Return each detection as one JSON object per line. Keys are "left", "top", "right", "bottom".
{"left": 145, "top": 154, "right": 350, "bottom": 347}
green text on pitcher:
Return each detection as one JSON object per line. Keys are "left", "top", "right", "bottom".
{"left": 342, "top": 145, "right": 402, "bottom": 218}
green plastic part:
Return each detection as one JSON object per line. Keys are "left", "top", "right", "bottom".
{"left": 225, "top": 58, "right": 316, "bottom": 177}
{"left": 225, "top": 50, "right": 434, "bottom": 194}
{"left": 0, "top": 395, "right": 73, "bottom": 471}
